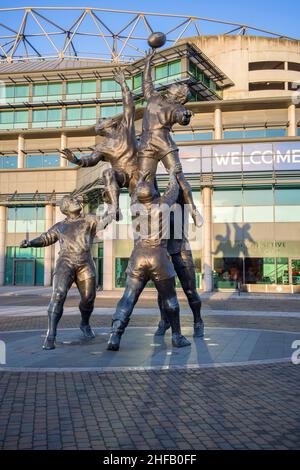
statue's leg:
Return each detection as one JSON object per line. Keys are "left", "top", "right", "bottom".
{"left": 154, "top": 277, "right": 191, "bottom": 348}
{"left": 77, "top": 276, "right": 96, "bottom": 339}
{"left": 154, "top": 292, "right": 171, "bottom": 336}
{"left": 103, "top": 168, "right": 122, "bottom": 221}
{"left": 172, "top": 252, "right": 204, "bottom": 338}
{"left": 138, "top": 156, "right": 158, "bottom": 179}
{"left": 107, "top": 276, "right": 146, "bottom": 351}
{"left": 161, "top": 151, "right": 203, "bottom": 227}
{"left": 44, "top": 272, "right": 73, "bottom": 350}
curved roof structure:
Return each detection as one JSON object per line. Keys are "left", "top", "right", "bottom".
{"left": 0, "top": 6, "right": 298, "bottom": 63}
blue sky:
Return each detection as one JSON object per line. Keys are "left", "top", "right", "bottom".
{"left": 0, "top": 0, "right": 297, "bottom": 60}
{"left": 0, "top": 0, "right": 297, "bottom": 38}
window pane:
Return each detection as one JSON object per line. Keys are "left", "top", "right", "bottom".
{"left": 1, "top": 156, "right": 18, "bottom": 169}
{"left": 213, "top": 190, "right": 242, "bottom": 206}
{"left": 82, "top": 80, "right": 96, "bottom": 95}
{"left": 33, "top": 83, "right": 47, "bottom": 97}
{"left": 25, "top": 155, "right": 44, "bottom": 168}
{"left": 66, "top": 107, "right": 81, "bottom": 126}
{"left": 155, "top": 64, "right": 168, "bottom": 80}
{"left": 15, "top": 110, "right": 28, "bottom": 125}
{"left": 213, "top": 206, "right": 243, "bottom": 223}
{"left": 275, "top": 188, "right": 300, "bottom": 205}
{"left": 275, "top": 206, "right": 300, "bottom": 222}
{"left": 276, "top": 258, "right": 289, "bottom": 285}
{"left": 32, "top": 109, "right": 47, "bottom": 128}
{"left": 245, "top": 258, "right": 276, "bottom": 284}
{"left": 100, "top": 79, "right": 116, "bottom": 93}
{"left": 243, "top": 188, "right": 273, "bottom": 205}
{"left": 133, "top": 74, "right": 142, "bottom": 90}
{"left": 66, "top": 81, "right": 81, "bottom": 97}
{"left": 243, "top": 206, "right": 273, "bottom": 222}
{"left": 47, "top": 108, "right": 62, "bottom": 126}
{"left": 115, "top": 258, "right": 129, "bottom": 287}
{"left": 213, "top": 258, "right": 243, "bottom": 288}
{"left": 292, "top": 259, "right": 300, "bottom": 285}
{"left": 81, "top": 106, "right": 96, "bottom": 121}
{"left": 48, "top": 82, "right": 62, "bottom": 100}
{"left": 100, "top": 105, "right": 122, "bottom": 118}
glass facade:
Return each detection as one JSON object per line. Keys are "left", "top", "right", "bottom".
{"left": 25, "top": 154, "right": 60, "bottom": 168}
{"left": 5, "top": 246, "right": 44, "bottom": 286}
{"left": 1, "top": 84, "right": 29, "bottom": 104}
{"left": 155, "top": 60, "right": 181, "bottom": 86}
{"left": 66, "top": 106, "right": 97, "bottom": 126}
{"left": 0, "top": 156, "right": 18, "bottom": 169}
{"left": 32, "top": 108, "right": 62, "bottom": 128}
{"left": 7, "top": 206, "right": 45, "bottom": 233}
{"left": 100, "top": 105, "right": 123, "bottom": 118}
{"left": 66, "top": 80, "right": 97, "bottom": 100}
{"left": 0, "top": 110, "right": 28, "bottom": 129}
{"left": 224, "top": 129, "right": 287, "bottom": 139}
{"left": 32, "top": 82, "right": 62, "bottom": 102}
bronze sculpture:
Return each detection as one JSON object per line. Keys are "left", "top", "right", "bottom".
{"left": 20, "top": 195, "right": 112, "bottom": 350}
{"left": 138, "top": 49, "right": 203, "bottom": 227}
{"left": 107, "top": 171, "right": 191, "bottom": 351}
{"left": 61, "top": 68, "right": 139, "bottom": 221}
{"left": 32, "top": 33, "right": 204, "bottom": 353}
{"left": 155, "top": 190, "right": 204, "bottom": 338}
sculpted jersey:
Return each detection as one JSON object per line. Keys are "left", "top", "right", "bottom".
{"left": 31, "top": 215, "right": 98, "bottom": 262}
{"left": 139, "top": 85, "right": 190, "bottom": 160}
{"left": 131, "top": 178, "right": 179, "bottom": 249}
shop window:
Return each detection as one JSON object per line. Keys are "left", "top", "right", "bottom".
{"left": 291, "top": 259, "right": 300, "bottom": 285}
{"left": 32, "top": 82, "right": 63, "bottom": 102}
{"left": 213, "top": 258, "right": 243, "bottom": 289}
{"left": 245, "top": 257, "right": 276, "bottom": 284}
{"left": 32, "top": 108, "right": 62, "bottom": 128}
{"left": 288, "top": 62, "right": 300, "bottom": 72}
{"left": 115, "top": 258, "right": 129, "bottom": 288}
{"left": 0, "top": 156, "right": 17, "bottom": 169}
{"left": 276, "top": 258, "right": 289, "bottom": 285}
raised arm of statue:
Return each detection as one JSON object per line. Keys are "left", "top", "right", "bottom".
{"left": 143, "top": 49, "right": 156, "bottom": 100}
{"left": 61, "top": 148, "right": 104, "bottom": 168}
{"left": 114, "top": 67, "right": 135, "bottom": 126}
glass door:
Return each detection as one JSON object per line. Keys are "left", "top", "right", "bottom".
{"left": 14, "top": 259, "right": 35, "bottom": 285}
{"left": 291, "top": 259, "right": 300, "bottom": 285}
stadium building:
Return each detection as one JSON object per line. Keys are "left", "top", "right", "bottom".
{"left": 0, "top": 7, "right": 300, "bottom": 293}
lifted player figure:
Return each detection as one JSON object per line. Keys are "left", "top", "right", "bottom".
{"left": 61, "top": 68, "right": 139, "bottom": 222}
{"left": 138, "top": 49, "right": 202, "bottom": 227}
{"left": 20, "top": 195, "right": 112, "bottom": 350}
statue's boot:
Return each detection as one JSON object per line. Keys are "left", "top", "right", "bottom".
{"left": 154, "top": 319, "right": 171, "bottom": 336}
{"left": 194, "top": 320, "right": 205, "bottom": 338}
{"left": 80, "top": 323, "right": 95, "bottom": 339}
{"left": 107, "top": 320, "right": 125, "bottom": 351}
{"left": 165, "top": 307, "right": 191, "bottom": 348}
{"left": 43, "top": 309, "right": 62, "bottom": 350}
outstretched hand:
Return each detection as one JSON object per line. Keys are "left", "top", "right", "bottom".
{"left": 145, "top": 48, "right": 156, "bottom": 63}
{"left": 60, "top": 148, "right": 80, "bottom": 165}
{"left": 113, "top": 67, "right": 126, "bottom": 86}
{"left": 20, "top": 240, "right": 30, "bottom": 248}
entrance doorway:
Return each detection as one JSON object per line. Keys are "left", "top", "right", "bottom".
{"left": 13, "top": 259, "right": 35, "bottom": 286}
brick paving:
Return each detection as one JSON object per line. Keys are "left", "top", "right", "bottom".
{"left": 0, "top": 363, "right": 299, "bottom": 450}
{"left": 0, "top": 310, "right": 300, "bottom": 450}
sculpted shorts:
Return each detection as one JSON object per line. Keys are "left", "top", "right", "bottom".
{"left": 138, "top": 132, "right": 178, "bottom": 161}
{"left": 126, "top": 245, "right": 176, "bottom": 283}
{"left": 54, "top": 255, "right": 96, "bottom": 283}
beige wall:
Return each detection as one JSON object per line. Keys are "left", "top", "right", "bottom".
{"left": 187, "top": 35, "right": 300, "bottom": 100}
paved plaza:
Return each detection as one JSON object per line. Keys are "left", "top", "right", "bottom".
{"left": 0, "top": 290, "right": 300, "bottom": 450}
